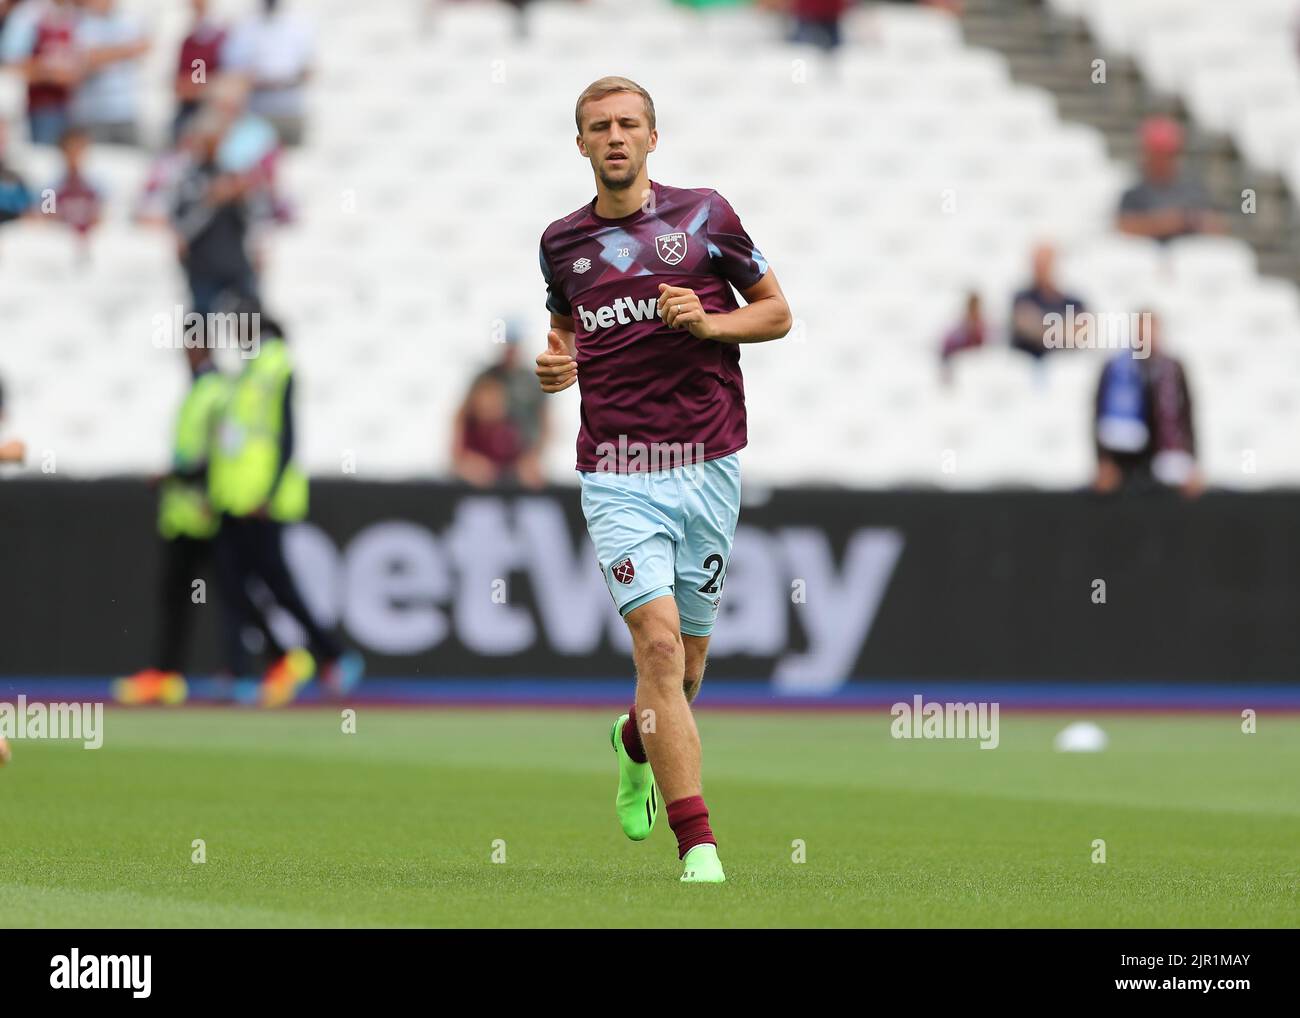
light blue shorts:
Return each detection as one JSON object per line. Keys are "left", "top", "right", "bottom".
{"left": 579, "top": 453, "right": 742, "bottom": 637}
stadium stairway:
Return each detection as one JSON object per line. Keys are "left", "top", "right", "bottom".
{"left": 960, "top": 0, "right": 1300, "bottom": 286}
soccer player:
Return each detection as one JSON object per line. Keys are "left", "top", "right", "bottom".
{"left": 535, "top": 77, "right": 791, "bottom": 883}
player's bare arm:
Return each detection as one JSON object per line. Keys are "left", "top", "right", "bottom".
{"left": 535, "top": 313, "right": 577, "bottom": 393}
{"left": 656, "top": 270, "right": 792, "bottom": 343}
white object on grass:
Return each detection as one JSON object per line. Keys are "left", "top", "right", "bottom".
{"left": 1054, "top": 721, "right": 1108, "bottom": 753}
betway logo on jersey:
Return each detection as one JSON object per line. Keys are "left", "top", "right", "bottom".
{"left": 576, "top": 296, "right": 660, "bottom": 332}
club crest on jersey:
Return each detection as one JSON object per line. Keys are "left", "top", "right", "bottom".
{"left": 655, "top": 232, "right": 687, "bottom": 266}
{"left": 611, "top": 557, "right": 636, "bottom": 585}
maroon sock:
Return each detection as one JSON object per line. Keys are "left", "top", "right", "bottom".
{"left": 620, "top": 706, "right": 647, "bottom": 764}
{"left": 666, "top": 795, "right": 716, "bottom": 859}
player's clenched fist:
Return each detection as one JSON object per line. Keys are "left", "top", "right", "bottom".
{"left": 657, "top": 283, "right": 717, "bottom": 339}
{"left": 536, "top": 328, "right": 578, "bottom": 393}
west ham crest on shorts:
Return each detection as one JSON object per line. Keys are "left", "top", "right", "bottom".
{"left": 655, "top": 232, "right": 687, "bottom": 266}
{"left": 611, "top": 557, "right": 636, "bottom": 585}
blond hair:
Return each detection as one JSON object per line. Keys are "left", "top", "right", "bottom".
{"left": 574, "top": 76, "right": 656, "bottom": 133}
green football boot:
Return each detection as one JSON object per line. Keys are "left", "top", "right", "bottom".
{"left": 680, "top": 843, "right": 726, "bottom": 883}
{"left": 610, "top": 713, "right": 657, "bottom": 841}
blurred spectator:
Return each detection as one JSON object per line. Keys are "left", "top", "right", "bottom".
{"left": 142, "top": 79, "right": 284, "bottom": 290}
{"left": 484, "top": 322, "right": 547, "bottom": 454}
{"left": 1010, "top": 242, "right": 1085, "bottom": 359}
{"left": 136, "top": 124, "right": 201, "bottom": 227}
{"left": 452, "top": 333, "right": 547, "bottom": 490}
{"left": 765, "top": 0, "right": 852, "bottom": 51}
{"left": 209, "top": 77, "right": 285, "bottom": 227}
{"left": 223, "top": 0, "right": 314, "bottom": 147}
{"left": 1094, "top": 312, "right": 1200, "bottom": 497}
{"left": 171, "top": 111, "right": 258, "bottom": 315}
{"left": 174, "top": 0, "right": 227, "bottom": 143}
{"left": 1118, "top": 117, "right": 1225, "bottom": 242}
{"left": 50, "top": 126, "right": 102, "bottom": 245}
{"left": 72, "top": 0, "right": 148, "bottom": 146}
{"left": 0, "top": 119, "right": 33, "bottom": 226}
{"left": 940, "top": 291, "right": 985, "bottom": 375}
{"left": 0, "top": 0, "right": 19, "bottom": 35}
{"left": 0, "top": 375, "right": 25, "bottom": 464}
{"left": 1, "top": 0, "right": 81, "bottom": 146}
{"left": 452, "top": 374, "right": 527, "bottom": 489}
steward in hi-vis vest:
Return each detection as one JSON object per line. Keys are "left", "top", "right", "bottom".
{"left": 159, "top": 359, "right": 228, "bottom": 541}
{"left": 208, "top": 335, "right": 308, "bottom": 523}
{"left": 207, "top": 309, "right": 363, "bottom": 706}
{"left": 116, "top": 347, "right": 285, "bottom": 708}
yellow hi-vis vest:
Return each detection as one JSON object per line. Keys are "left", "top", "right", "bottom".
{"left": 208, "top": 338, "right": 308, "bottom": 521}
{"left": 158, "top": 369, "right": 230, "bottom": 540}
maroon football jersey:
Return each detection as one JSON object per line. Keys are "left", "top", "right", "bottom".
{"left": 28, "top": 13, "right": 77, "bottom": 113}
{"left": 539, "top": 181, "right": 769, "bottom": 473}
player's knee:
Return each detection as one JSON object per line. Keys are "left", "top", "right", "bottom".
{"left": 641, "top": 632, "right": 681, "bottom": 664}
{"left": 631, "top": 626, "right": 682, "bottom": 676}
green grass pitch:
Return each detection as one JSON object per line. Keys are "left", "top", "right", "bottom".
{"left": 1, "top": 708, "right": 1297, "bottom": 927}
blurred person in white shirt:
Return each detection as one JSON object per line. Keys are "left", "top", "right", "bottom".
{"left": 72, "top": 0, "right": 149, "bottom": 146}
{"left": 222, "top": 0, "right": 313, "bottom": 146}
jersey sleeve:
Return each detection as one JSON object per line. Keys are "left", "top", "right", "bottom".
{"left": 539, "top": 238, "right": 571, "bottom": 316}
{"left": 706, "top": 191, "right": 769, "bottom": 292}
